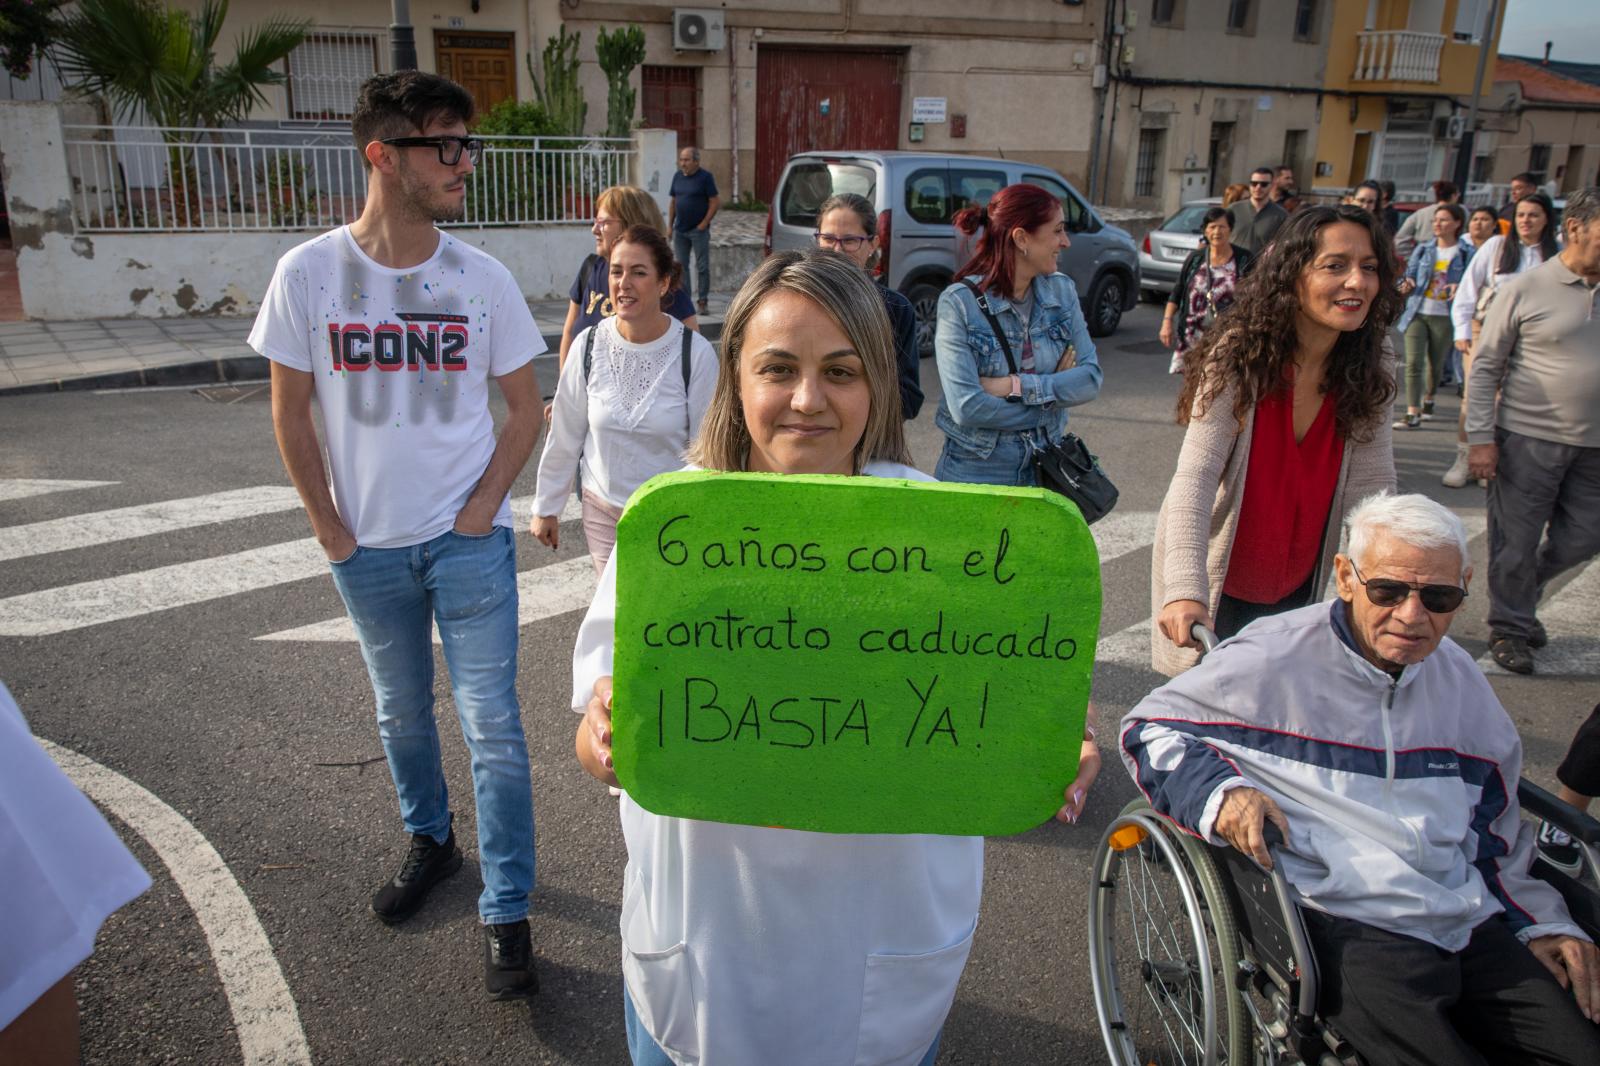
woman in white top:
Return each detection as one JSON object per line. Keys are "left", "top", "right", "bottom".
{"left": 570, "top": 251, "right": 1103, "bottom": 1066}
{"left": 1442, "top": 192, "right": 1559, "bottom": 488}
{"left": 532, "top": 225, "right": 718, "bottom": 572}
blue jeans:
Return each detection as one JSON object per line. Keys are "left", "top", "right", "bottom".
{"left": 329, "top": 525, "right": 534, "bottom": 924}
{"left": 935, "top": 432, "right": 1037, "bottom": 487}
{"left": 673, "top": 226, "right": 711, "bottom": 305}
{"left": 623, "top": 985, "right": 942, "bottom": 1065}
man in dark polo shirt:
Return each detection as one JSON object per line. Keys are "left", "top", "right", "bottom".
{"left": 1468, "top": 187, "right": 1600, "bottom": 674}
{"left": 1228, "top": 166, "right": 1288, "bottom": 254}
{"left": 669, "top": 147, "right": 720, "bottom": 315}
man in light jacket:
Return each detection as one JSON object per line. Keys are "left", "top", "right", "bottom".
{"left": 1121, "top": 493, "right": 1600, "bottom": 1066}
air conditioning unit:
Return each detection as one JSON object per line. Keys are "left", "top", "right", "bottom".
{"left": 1435, "top": 115, "right": 1468, "bottom": 139}
{"left": 673, "top": 9, "right": 725, "bottom": 52}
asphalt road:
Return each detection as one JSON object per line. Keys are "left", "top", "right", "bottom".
{"left": 2, "top": 300, "right": 1597, "bottom": 1065}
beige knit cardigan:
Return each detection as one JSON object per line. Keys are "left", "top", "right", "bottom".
{"left": 1149, "top": 376, "right": 1397, "bottom": 676}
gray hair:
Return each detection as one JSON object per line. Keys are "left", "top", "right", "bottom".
{"left": 680, "top": 146, "right": 701, "bottom": 161}
{"left": 1345, "top": 493, "right": 1470, "bottom": 578}
{"left": 1564, "top": 187, "right": 1600, "bottom": 234}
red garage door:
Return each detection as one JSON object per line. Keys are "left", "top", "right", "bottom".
{"left": 756, "top": 47, "right": 903, "bottom": 203}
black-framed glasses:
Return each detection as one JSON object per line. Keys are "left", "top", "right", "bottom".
{"left": 813, "top": 231, "right": 870, "bottom": 251}
{"left": 380, "top": 135, "right": 484, "bottom": 166}
{"left": 1351, "top": 563, "right": 1466, "bottom": 614}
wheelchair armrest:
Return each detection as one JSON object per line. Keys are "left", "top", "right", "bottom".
{"left": 1517, "top": 779, "right": 1600, "bottom": 845}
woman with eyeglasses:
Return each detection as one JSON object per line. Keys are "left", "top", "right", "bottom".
{"left": 933, "top": 183, "right": 1102, "bottom": 487}
{"left": 812, "top": 193, "right": 923, "bottom": 419}
{"left": 570, "top": 250, "right": 1102, "bottom": 1065}
{"left": 532, "top": 225, "right": 717, "bottom": 574}
{"left": 1441, "top": 192, "right": 1559, "bottom": 488}
{"left": 556, "top": 186, "right": 700, "bottom": 380}
{"left": 1151, "top": 206, "right": 1399, "bottom": 675}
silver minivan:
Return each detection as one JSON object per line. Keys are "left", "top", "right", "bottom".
{"left": 765, "top": 151, "right": 1141, "bottom": 353}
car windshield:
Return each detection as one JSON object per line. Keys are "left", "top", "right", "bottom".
{"left": 1160, "top": 204, "right": 1214, "bottom": 234}
{"left": 779, "top": 163, "right": 876, "bottom": 228}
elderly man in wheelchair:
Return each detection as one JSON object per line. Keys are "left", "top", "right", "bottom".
{"left": 1105, "top": 493, "right": 1600, "bottom": 1066}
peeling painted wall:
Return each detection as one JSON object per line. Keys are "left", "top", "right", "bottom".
{"left": 15, "top": 227, "right": 593, "bottom": 320}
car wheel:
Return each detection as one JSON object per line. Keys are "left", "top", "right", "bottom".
{"left": 906, "top": 282, "right": 944, "bottom": 358}
{"left": 1087, "top": 273, "right": 1126, "bottom": 337}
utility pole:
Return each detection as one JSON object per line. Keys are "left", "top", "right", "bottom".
{"left": 1452, "top": 0, "right": 1499, "bottom": 192}
{"left": 390, "top": 0, "right": 418, "bottom": 71}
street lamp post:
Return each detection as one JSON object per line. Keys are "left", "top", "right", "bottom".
{"left": 390, "top": 0, "right": 418, "bottom": 71}
{"left": 1453, "top": 0, "right": 1500, "bottom": 192}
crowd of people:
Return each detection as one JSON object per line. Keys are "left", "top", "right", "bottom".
{"left": 7, "top": 70, "right": 1600, "bottom": 1066}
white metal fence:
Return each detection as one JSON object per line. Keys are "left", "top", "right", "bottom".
{"left": 62, "top": 125, "right": 633, "bottom": 233}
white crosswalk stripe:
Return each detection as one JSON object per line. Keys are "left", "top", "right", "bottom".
{"left": 0, "top": 538, "right": 329, "bottom": 637}
{"left": 0, "top": 477, "right": 118, "bottom": 502}
{"left": 0, "top": 486, "right": 302, "bottom": 561}
{"left": 256, "top": 556, "right": 599, "bottom": 643}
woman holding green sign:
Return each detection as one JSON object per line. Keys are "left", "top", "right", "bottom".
{"left": 569, "top": 251, "right": 1103, "bottom": 1065}
{"left": 933, "top": 182, "right": 1103, "bottom": 487}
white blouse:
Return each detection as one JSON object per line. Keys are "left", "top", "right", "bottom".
{"left": 1451, "top": 234, "right": 1545, "bottom": 344}
{"left": 533, "top": 317, "right": 718, "bottom": 516}
{"left": 570, "top": 461, "right": 984, "bottom": 1066}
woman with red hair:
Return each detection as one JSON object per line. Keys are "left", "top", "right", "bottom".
{"left": 933, "top": 183, "right": 1103, "bottom": 486}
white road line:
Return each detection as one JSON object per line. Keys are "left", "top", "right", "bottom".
{"left": 0, "top": 486, "right": 303, "bottom": 561}
{"left": 0, "top": 477, "right": 118, "bottom": 502}
{"left": 39, "top": 739, "right": 312, "bottom": 1066}
{"left": 257, "top": 555, "right": 599, "bottom": 642}
{"left": 1479, "top": 555, "right": 1600, "bottom": 676}
{"left": 0, "top": 538, "right": 327, "bottom": 637}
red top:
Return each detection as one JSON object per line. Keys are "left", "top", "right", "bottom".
{"left": 1222, "top": 385, "right": 1344, "bottom": 604}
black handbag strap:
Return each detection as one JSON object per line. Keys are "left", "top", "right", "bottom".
{"left": 959, "top": 279, "right": 1019, "bottom": 376}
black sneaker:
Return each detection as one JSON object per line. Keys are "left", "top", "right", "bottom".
{"left": 484, "top": 919, "right": 539, "bottom": 1000}
{"left": 1489, "top": 634, "right": 1535, "bottom": 675}
{"left": 1529, "top": 618, "right": 1549, "bottom": 648}
{"left": 370, "top": 828, "right": 463, "bottom": 925}
{"left": 1536, "top": 821, "right": 1584, "bottom": 876}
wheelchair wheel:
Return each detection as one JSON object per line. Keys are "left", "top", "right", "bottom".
{"left": 1089, "top": 799, "right": 1253, "bottom": 1066}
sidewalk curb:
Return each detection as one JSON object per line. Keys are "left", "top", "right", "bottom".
{"left": 0, "top": 321, "right": 723, "bottom": 397}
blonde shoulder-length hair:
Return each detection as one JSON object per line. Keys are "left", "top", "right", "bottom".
{"left": 687, "top": 250, "right": 910, "bottom": 473}
{"left": 597, "top": 185, "right": 668, "bottom": 234}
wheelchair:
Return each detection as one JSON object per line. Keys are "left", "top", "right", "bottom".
{"left": 1087, "top": 630, "right": 1600, "bottom": 1066}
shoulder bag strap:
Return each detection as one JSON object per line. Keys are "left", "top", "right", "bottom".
{"left": 581, "top": 323, "right": 597, "bottom": 385}
{"left": 958, "top": 279, "right": 1018, "bottom": 375}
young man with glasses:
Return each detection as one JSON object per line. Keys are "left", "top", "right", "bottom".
{"left": 1122, "top": 492, "right": 1600, "bottom": 1065}
{"left": 249, "top": 71, "right": 543, "bottom": 1000}
{"left": 1228, "top": 166, "right": 1288, "bottom": 255}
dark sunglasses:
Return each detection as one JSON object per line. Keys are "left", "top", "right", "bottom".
{"left": 1249, "top": 180, "right": 1272, "bottom": 187}
{"left": 380, "top": 135, "right": 484, "bottom": 166}
{"left": 1352, "top": 563, "right": 1466, "bottom": 614}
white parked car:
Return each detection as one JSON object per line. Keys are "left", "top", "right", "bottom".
{"left": 1138, "top": 198, "right": 1223, "bottom": 301}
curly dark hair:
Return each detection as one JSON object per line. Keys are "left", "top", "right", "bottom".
{"left": 1176, "top": 204, "right": 1399, "bottom": 443}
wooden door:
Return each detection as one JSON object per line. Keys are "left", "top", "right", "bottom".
{"left": 435, "top": 32, "right": 517, "bottom": 119}
{"left": 755, "top": 47, "right": 903, "bottom": 203}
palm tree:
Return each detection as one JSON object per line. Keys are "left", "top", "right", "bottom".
{"left": 52, "top": 0, "right": 309, "bottom": 224}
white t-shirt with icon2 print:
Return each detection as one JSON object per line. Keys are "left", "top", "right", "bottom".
{"left": 249, "top": 226, "right": 545, "bottom": 548}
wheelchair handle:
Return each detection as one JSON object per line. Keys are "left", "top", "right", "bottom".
{"left": 1191, "top": 623, "right": 1219, "bottom": 656}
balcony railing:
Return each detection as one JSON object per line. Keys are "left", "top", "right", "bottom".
{"left": 1353, "top": 30, "right": 1445, "bottom": 83}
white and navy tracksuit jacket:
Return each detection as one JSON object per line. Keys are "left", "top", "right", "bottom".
{"left": 1119, "top": 600, "right": 1588, "bottom": 952}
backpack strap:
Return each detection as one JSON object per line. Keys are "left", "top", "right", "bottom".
{"left": 581, "top": 324, "right": 597, "bottom": 385}
{"left": 681, "top": 323, "right": 694, "bottom": 438}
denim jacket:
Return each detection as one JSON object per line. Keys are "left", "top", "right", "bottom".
{"left": 933, "top": 272, "right": 1102, "bottom": 458}
{"left": 1396, "top": 238, "right": 1474, "bottom": 333}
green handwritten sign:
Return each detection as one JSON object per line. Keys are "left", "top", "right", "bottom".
{"left": 612, "top": 471, "right": 1101, "bottom": 836}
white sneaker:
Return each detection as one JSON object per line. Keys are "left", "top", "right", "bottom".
{"left": 1442, "top": 445, "right": 1472, "bottom": 488}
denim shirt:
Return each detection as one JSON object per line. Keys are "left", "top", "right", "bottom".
{"left": 1396, "top": 238, "right": 1474, "bottom": 333}
{"left": 933, "top": 272, "right": 1102, "bottom": 458}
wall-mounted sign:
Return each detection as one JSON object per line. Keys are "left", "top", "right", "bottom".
{"left": 912, "top": 97, "right": 948, "bottom": 124}
{"left": 819, "top": 97, "right": 831, "bottom": 116}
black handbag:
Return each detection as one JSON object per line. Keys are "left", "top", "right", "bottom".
{"left": 959, "top": 281, "right": 1119, "bottom": 525}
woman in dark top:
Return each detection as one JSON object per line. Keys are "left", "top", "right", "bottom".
{"left": 812, "top": 192, "right": 923, "bottom": 419}
{"left": 1160, "top": 207, "right": 1255, "bottom": 375}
